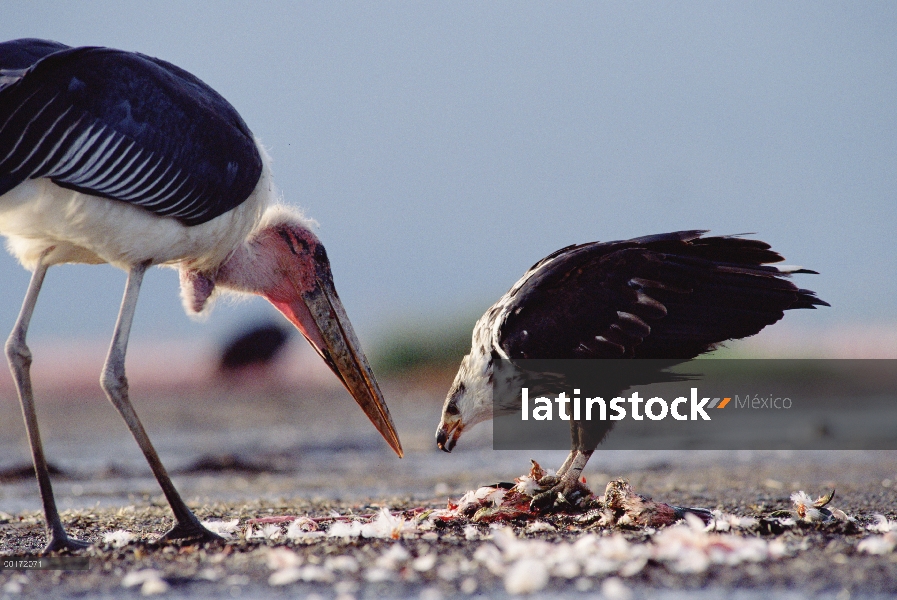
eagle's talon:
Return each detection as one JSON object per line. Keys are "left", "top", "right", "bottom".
{"left": 528, "top": 476, "right": 592, "bottom": 513}
{"left": 536, "top": 475, "right": 560, "bottom": 488}
{"left": 529, "top": 489, "right": 557, "bottom": 512}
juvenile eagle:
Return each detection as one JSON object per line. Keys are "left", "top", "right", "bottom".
{"left": 436, "top": 230, "right": 827, "bottom": 508}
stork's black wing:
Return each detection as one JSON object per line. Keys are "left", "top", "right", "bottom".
{"left": 496, "top": 230, "right": 827, "bottom": 360}
{"left": 0, "top": 40, "right": 262, "bottom": 226}
{"left": 0, "top": 38, "right": 70, "bottom": 70}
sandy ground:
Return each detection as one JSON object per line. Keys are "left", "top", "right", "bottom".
{"left": 1, "top": 371, "right": 896, "bottom": 599}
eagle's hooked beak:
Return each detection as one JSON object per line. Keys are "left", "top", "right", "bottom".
{"left": 436, "top": 417, "right": 463, "bottom": 453}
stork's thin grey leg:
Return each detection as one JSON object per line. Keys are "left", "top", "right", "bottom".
{"left": 5, "top": 255, "right": 88, "bottom": 553}
{"left": 101, "top": 261, "right": 220, "bottom": 544}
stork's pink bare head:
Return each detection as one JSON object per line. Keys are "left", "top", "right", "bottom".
{"left": 204, "top": 208, "right": 402, "bottom": 458}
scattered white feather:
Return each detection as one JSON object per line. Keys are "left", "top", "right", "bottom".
{"left": 268, "top": 565, "right": 334, "bottom": 586}
{"left": 778, "top": 517, "right": 797, "bottom": 528}
{"left": 223, "top": 574, "right": 250, "bottom": 586}
{"left": 375, "top": 544, "right": 411, "bottom": 570}
{"left": 473, "top": 543, "right": 505, "bottom": 577}
{"left": 601, "top": 577, "right": 633, "bottom": 600}
{"left": 286, "top": 518, "right": 325, "bottom": 541}
{"left": 482, "top": 487, "right": 507, "bottom": 506}
{"left": 469, "top": 518, "right": 786, "bottom": 580}
{"left": 248, "top": 523, "right": 282, "bottom": 540}
{"left": 417, "top": 518, "right": 436, "bottom": 531}
{"left": 412, "top": 553, "right": 438, "bottom": 572}
{"left": 286, "top": 516, "right": 317, "bottom": 531}
{"left": 709, "top": 510, "right": 758, "bottom": 531}
{"left": 858, "top": 532, "right": 897, "bottom": 555}
{"left": 452, "top": 486, "right": 509, "bottom": 515}
{"left": 325, "top": 507, "right": 416, "bottom": 540}
{"left": 868, "top": 514, "right": 897, "bottom": 533}
{"left": 326, "top": 520, "right": 365, "bottom": 539}
{"left": 103, "top": 530, "right": 135, "bottom": 548}
{"left": 334, "top": 580, "right": 359, "bottom": 596}
{"left": 619, "top": 556, "right": 648, "bottom": 577}
{"left": 804, "top": 508, "right": 824, "bottom": 521}
{"left": 513, "top": 474, "right": 544, "bottom": 497}
{"left": 366, "top": 507, "right": 416, "bottom": 539}
{"left": 363, "top": 567, "right": 395, "bottom": 583}
{"left": 790, "top": 491, "right": 814, "bottom": 507}
{"left": 121, "top": 569, "right": 169, "bottom": 596}
{"left": 504, "top": 557, "right": 549, "bottom": 594}
{"left": 266, "top": 548, "right": 303, "bottom": 570}
{"left": 268, "top": 568, "right": 303, "bottom": 586}
{"left": 265, "top": 548, "right": 335, "bottom": 585}
{"left": 201, "top": 519, "right": 240, "bottom": 539}
{"left": 325, "top": 555, "right": 360, "bottom": 573}
{"left": 451, "top": 561, "right": 475, "bottom": 582}
{"left": 525, "top": 521, "right": 556, "bottom": 534}
{"left": 419, "top": 587, "right": 443, "bottom": 600}
{"left": 651, "top": 517, "right": 776, "bottom": 573}
{"left": 474, "top": 486, "right": 497, "bottom": 500}
{"left": 455, "top": 490, "right": 480, "bottom": 515}
{"left": 789, "top": 490, "right": 847, "bottom": 522}
{"left": 460, "top": 577, "right": 478, "bottom": 594}
{"left": 236, "top": 499, "right": 840, "bottom": 587}
{"left": 553, "top": 561, "right": 581, "bottom": 579}
{"left": 139, "top": 578, "right": 169, "bottom": 596}
{"left": 436, "top": 560, "right": 460, "bottom": 581}
{"left": 2, "top": 579, "right": 23, "bottom": 595}
{"left": 295, "top": 565, "right": 335, "bottom": 583}
{"left": 197, "top": 568, "right": 223, "bottom": 581}
{"left": 121, "top": 569, "right": 155, "bottom": 587}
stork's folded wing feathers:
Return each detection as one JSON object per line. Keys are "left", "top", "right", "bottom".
{"left": 496, "top": 232, "right": 827, "bottom": 361}
{"left": 0, "top": 38, "right": 70, "bottom": 72}
{"left": 0, "top": 43, "right": 262, "bottom": 226}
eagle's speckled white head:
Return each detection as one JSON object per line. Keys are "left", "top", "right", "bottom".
{"left": 435, "top": 269, "right": 533, "bottom": 452}
{"left": 435, "top": 301, "right": 511, "bottom": 452}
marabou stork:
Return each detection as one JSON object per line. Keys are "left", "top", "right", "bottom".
{"left": 436, "top": 230, "right": 827, "bottom": 509}
{"left": 0, "top": 39, "right": 402, "bottom": 552}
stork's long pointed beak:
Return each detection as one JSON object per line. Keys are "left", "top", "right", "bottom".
{"left": 272, "top": 277, "right": 403, "bottom": 458}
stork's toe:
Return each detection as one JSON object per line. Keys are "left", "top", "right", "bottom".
{"left": 156, "top": 521, "right": 224, "bottom": 545}
{"left": 42, "top": 534, "right": 91, "bottom": 555}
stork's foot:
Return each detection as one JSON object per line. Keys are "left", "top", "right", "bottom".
{"left": 43, "top": 534, "right": 91, "bottom": 554}
{"left": 157, "top": 521, "right": 224, "bottom": 545}
{"left": 530, "top": 475, "right": 593, "bottom": 512}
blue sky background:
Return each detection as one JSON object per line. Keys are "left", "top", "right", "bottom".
{"left": 0, "top": 2, "right": 894, "bottom": 349}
